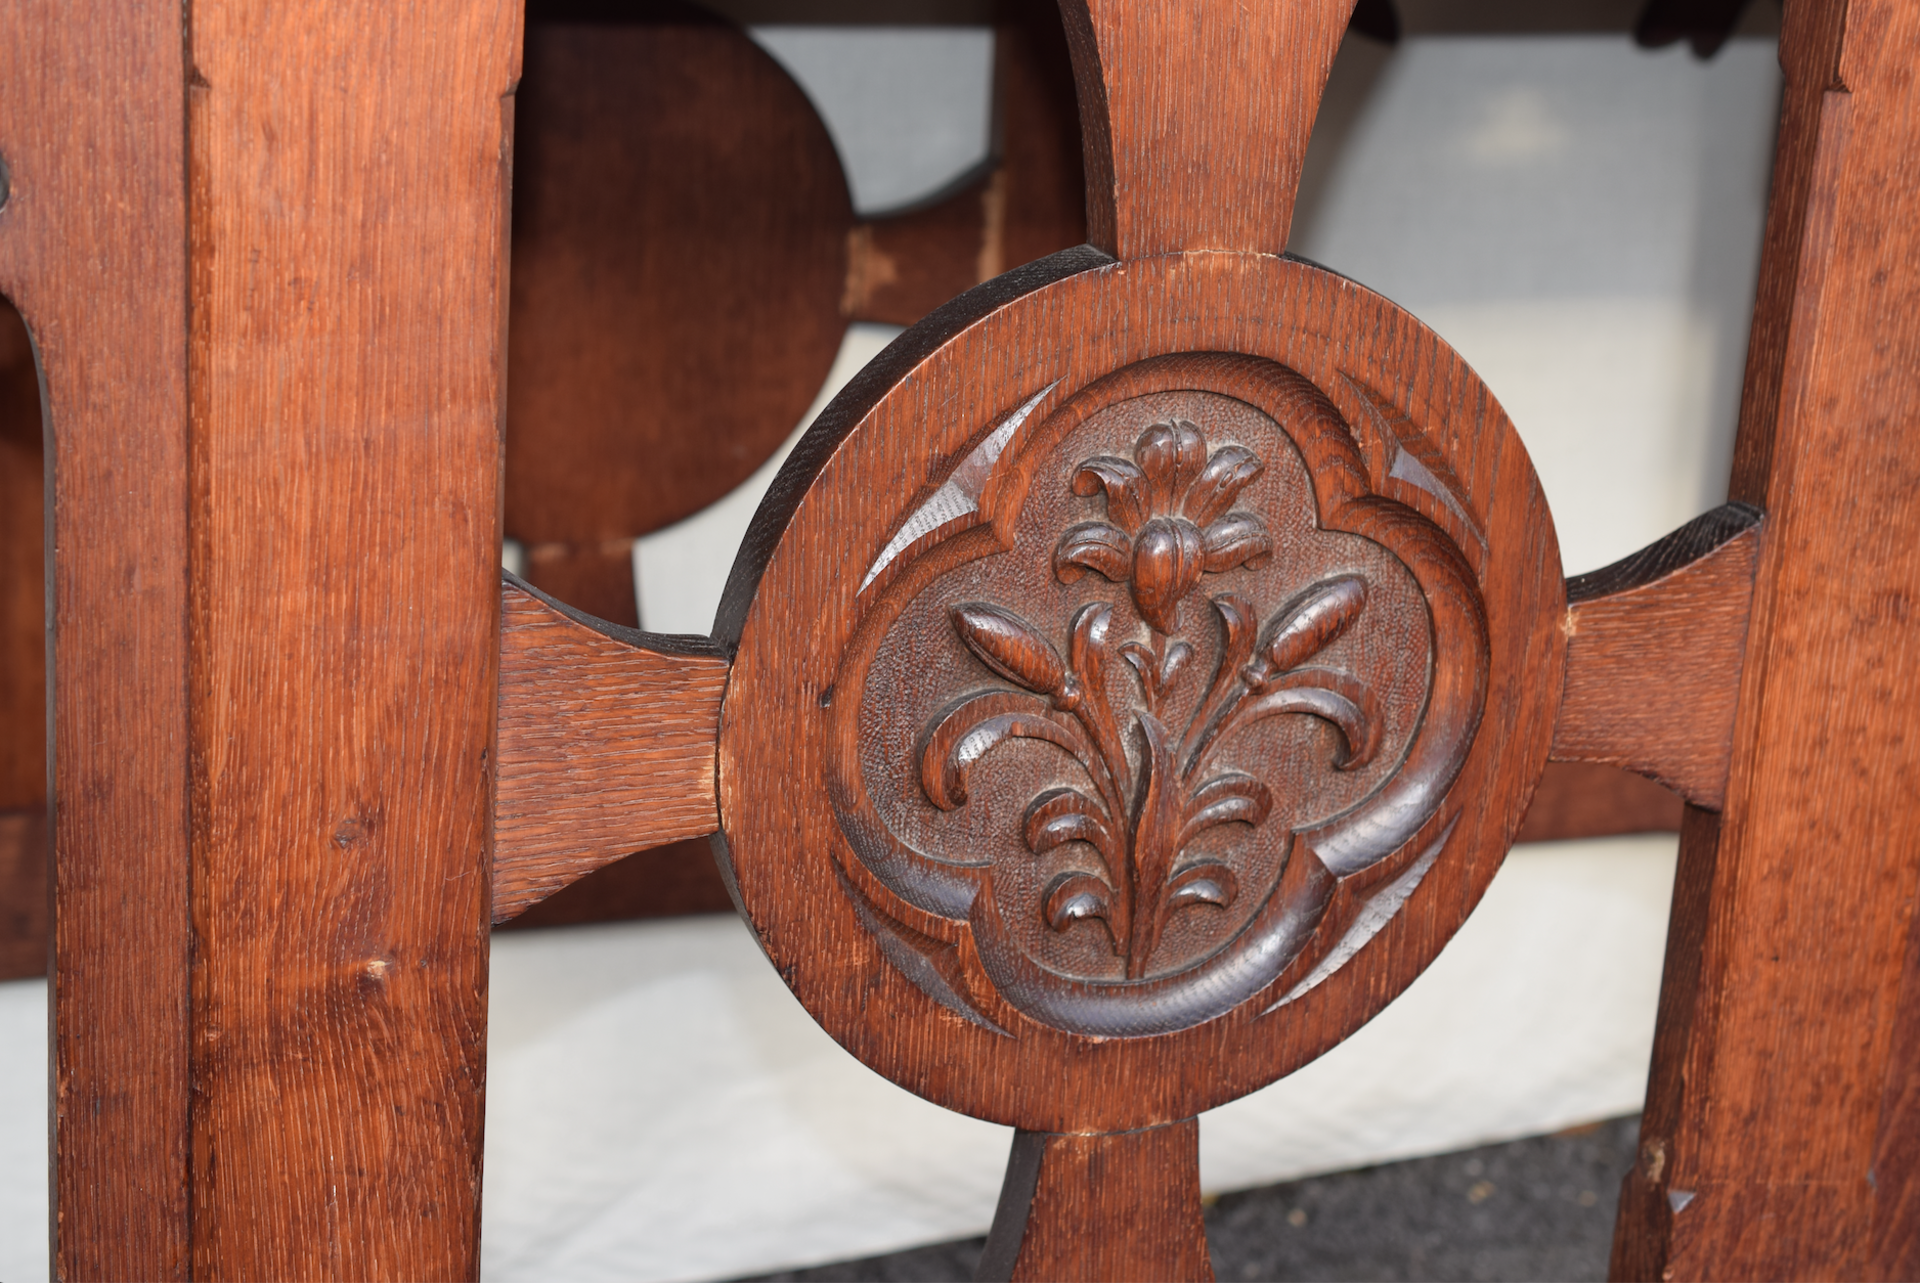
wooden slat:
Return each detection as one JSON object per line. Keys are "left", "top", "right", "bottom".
{"left": 1065, "top": 0, "right": 1350, "bottom": 257}
{"left": 1612, "top": 0, "right": 1920, "bottom": 1271}
{"left": 978, "top": 1121, "right": 1210, "bottom": 1282}
{"left": 493, "top": 577, "right": 730, "bottom": 922}
{"left": 0, "top": 0, "right": 194, "bottom": 1272}
{"left": 183, "top": 1, "right": 519, "bottom": 1275}
{"left": 1551, "top": 504, "right": 1762, "bottom": 810}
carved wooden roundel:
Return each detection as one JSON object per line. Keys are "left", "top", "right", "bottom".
{"left": 716, "top": 251, "right": 1564, "bottom": 1133}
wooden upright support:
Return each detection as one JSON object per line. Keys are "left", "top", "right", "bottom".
{"left": 1612, "top": 0, "right": 1920, "bottom": 1275}
{"left": 1, "top": 0, "right": 521, "bottom": 1276}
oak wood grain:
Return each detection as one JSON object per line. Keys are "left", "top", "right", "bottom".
{"left": 1552, "top": 504, "right": 1762, "bottom": 810}
{"left": 0, "top": 0, "right": 194, "bottom": 1273}
{"left": 978, "top": 1121, "right": 1211, "bottom": 1282}
{"left": 182, "top": 1, "right": 519, "bottom": 1275}
{"left": 494, "top": 575, "right": 729, "bottom": 922}
{"left": 1065, "top": 0, "right": 1351, "bottom": 257}
{"left": 1612, "top": 0, "right": 1920, "bottom": 1273}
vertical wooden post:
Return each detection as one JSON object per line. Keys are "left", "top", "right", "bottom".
{"left": 0, "top": 0, "right": 194, "bottom": 1276}
{"left": 181, "top": 1, "right": 520, "bottom": 1277}
{"left": 1613, "top": 0, "right": 1920, "bottom": 1275}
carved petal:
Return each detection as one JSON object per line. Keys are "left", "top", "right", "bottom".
{"left": 1134, "top": 419, "right": 1207, "bottom": 514}
{"left": 950, "top": 602, "right": 1068, "bottom": 695}
{"left": 1024, "top": 788, "right": 1116, "bottom": 860}
{"left": 1130, "top": 517, "right": 1206, "bottom": 634}
{"left": 1052, "top": 521, "right": 1132, "bottom": 585}
{"left": 1044, "top": 871, "right": 1114, "bottom": 932}
{"left": 1180, "top": 772, "right": 1273, "bottom": 846}
{"left": 1239, "top": 668, "right": 1382, "bottom": 769}
{"left": 1164, "top": 861, "right": 1239, "bottom": 914}
{"left": 1200, "top": 512, "right": 1273, "bottom": 573}
{"left": 1184, "top": 445, "right": 1265, "bottom": 525}
{"left": 1261, "top": 576, "right": 1368, "bottom": 676}
{"left": 920, "top": 693, "right": 1087, "bottom": 809}
{"left": 1070, "top": 456, "right": 1148, "bottom": 532}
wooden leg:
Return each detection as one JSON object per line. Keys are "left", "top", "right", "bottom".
{"left": 978, "top": 1120, "right": 1213, "bottom": 1283}
{"left": 1610, "top": 0, "right": 1920, "bottom": 1272}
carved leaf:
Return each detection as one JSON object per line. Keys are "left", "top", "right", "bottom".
{"left": 1053, "top": 521, "right": 1132, "bottom": 585}
{"left": 1131, "top": 517, "right": 1206, "bottom": 634}
{"left": 920, "top": 692, "right": 1088, "bottom": 810}
{"left": 950, "top": 602, "right": 1068, "bottom": 695}
{"left": 1239, "top": 669, "right": 1382, "bottom": 769}
{"left": 1024, "top": 788, "right": 1116, "bottom": 860}
{"left": 1184, "top": 444, "right": 1264, "bottom": 526}
{"left": 1121, "top": 638, "right": 1193, "bottom": 705}
{"left": 1069, "top": 456, "right": 1148, "bottom": 532}
{"left": 1200, "top": 512, "right": 1273, "bottom": 573}
{"left": 1045, "top": 871, "right": 1114, "bottom": 932}
{"left": 1213, "top": 593, "right": 1259, "bottom": 674}
{"left": 1179, "top": 773, "right": 1273, "bottom": 846}
{"left": 1066, "top": 602, "right": 1113, "bottom": 695}
{"left": 1260, "top": 576, "right": 1368, "bottom": 676}
{"left": 1165, "top": 861, "right": 1239, "bottom": 913}
{"left": 1134, "top": 420, "right": 1207, "bottom": 514}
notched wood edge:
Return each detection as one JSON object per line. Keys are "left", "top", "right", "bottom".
{"left": 493, "top": 571, "right": 731, "bottom": 921}
{"left": 1552, "top": 503, "right": 1764, "bottom": 809}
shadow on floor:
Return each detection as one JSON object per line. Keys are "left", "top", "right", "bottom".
{"left": 736, "top": 1115, "right": 1639, "bottom": 1282}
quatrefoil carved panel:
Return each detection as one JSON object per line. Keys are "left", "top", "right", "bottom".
{"left": 829, "top": 358, "right": 1488, "bottom": 1037}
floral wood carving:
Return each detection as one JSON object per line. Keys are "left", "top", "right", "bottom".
{"left": 830, "top": 357, "right": 1489, "bottom": 1038}
{"left": 924, "top": 422, "right": 1385, "bottom": 979}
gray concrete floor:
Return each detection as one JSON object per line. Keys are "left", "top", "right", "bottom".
{"left": 738, "top": 1115, "right": 1639, "bottom": 1282}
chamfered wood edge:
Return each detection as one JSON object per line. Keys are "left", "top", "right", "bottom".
{"left": 1552, "top": 503, "right": 1764, "bottom": 809}
{"left": 493, "top": 571, "right": 731, "bottom": 921}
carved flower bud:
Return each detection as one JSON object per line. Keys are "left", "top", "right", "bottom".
{"left": 1263, "top": 576, "right": 1368, "bottom": 674}
{"left": 950, "top": 603, "right": 1068, "bottom": 696}
{"left": 1130, "top": 517, "right": 1206, "bottom": 634}
{"left": 1133, "top": 419, "right": 1207, "bottom": 513}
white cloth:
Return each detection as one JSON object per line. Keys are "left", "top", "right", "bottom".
{"left": 477, "top": 837, "right": 1677, "bottom": 1282}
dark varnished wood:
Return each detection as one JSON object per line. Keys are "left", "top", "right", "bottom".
{"left": 1553, "top": 504, "right": 1762, "bottom": 810}
{"left": 505, "top": 5, "right": 851, "bottom": 625}
{"left": 978, "top": 1120, "right": 1211, "bottom": 1282}
{"left": 1065, "top": 0, "right": 1350, "bottom": 257}
{"left": 0, "top": 810, "right": 45, "bottom": 986}
{"left": 507, "top": 2, "right": 1087, "bottom": 628}
{"left": 845, "top": 6, "right": 1086, "bottom": 327}
{"left": 182, "top": 1, "right": 519, "bottom": 1275}
{"left": 700, "top": 7, "right": 1567, "bottom": 1270}
{"left": 0, "top": 294, "right": 47, "bottom": 983}
{"left": 1613, "top": 0, "right": 1920, "bottom": 1274}
{"left": 0, "top": 1, "right": 194, "bottom": 1273}
{"left": 494, "top": 836, "right": 735, "bottom": 930}
{"left": 494, "top": 576, "right": 730, "bottom": 922}
{"left": 1515, "top": 763, "right": 1681, "bottom": 844}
